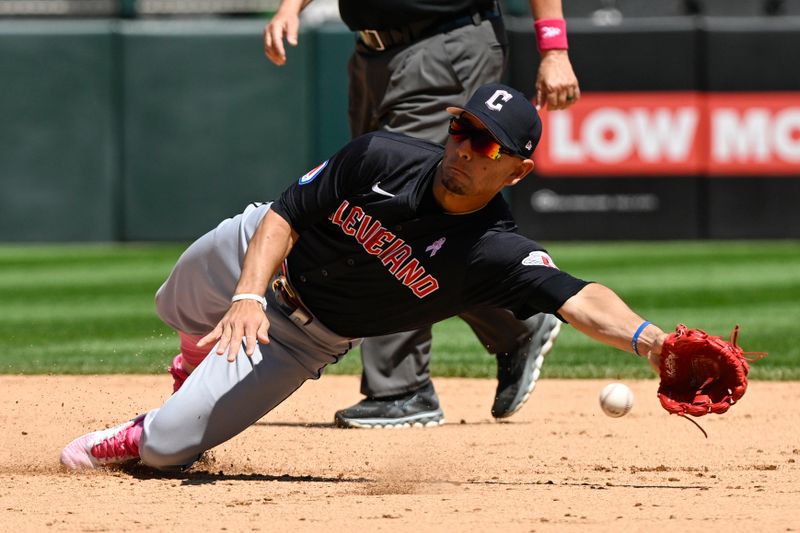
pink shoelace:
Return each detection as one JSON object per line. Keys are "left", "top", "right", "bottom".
{"left": 91, "top": 418, "right": 143, "bottom": 461}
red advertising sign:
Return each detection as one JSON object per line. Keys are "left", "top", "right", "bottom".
{"left": 707, "top": 93, "right": 800, "bottom": 175}
{"left": 534, "top": 92, "right": 800, "bottom": 176}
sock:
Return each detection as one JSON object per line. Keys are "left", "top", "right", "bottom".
{"left": 179, "top": 332, "right": 209, "bottom": 370}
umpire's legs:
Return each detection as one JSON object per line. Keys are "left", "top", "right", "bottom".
{"left": 359, "top": 328, "right": 433, "bottom": 398}
{"left": 359, "top": 309, "right": 541, "bottom": 398}
{"left": 459, "top": 308, "right": 541, "bottom": 354}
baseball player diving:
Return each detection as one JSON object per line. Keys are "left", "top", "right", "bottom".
{"left": 61, "top": 84, "right": 747, "bottom": 471}
{"left": 264, "top": 0, "right": 581, "bottom": 429}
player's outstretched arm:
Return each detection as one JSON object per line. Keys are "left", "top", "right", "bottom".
{"left": 263, "top": 0, "right": 311, "bottom": 65}
{"left": 198, "top": 209, "right": 299, "bottom": 361}
{"left": 557, "top": 283, "right": 666, "bottom": 372}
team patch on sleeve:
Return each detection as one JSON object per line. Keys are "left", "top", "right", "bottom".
{"left": 298, "top": 160, "right": 329, "bottom": 185}
{"left": 521, "top": 251, "right": 558, "bottom": 268}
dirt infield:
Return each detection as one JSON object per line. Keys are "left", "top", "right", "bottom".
{"left": 1, "top": 375, "right": 798, "bottom": 532}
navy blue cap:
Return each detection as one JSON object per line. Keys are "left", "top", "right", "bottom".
{"left": 447, "top": 83, "right": 542, "bottom": 158}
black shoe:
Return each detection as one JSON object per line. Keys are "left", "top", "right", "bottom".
{"left": 334, "top": 382, "right": 445, "bottom": 429}
{"left": 492, "top": 313, "right": 561, "bottom": 419}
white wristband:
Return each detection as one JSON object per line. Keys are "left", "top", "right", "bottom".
{"left": 231, "top": 293, "right": 267, "bottom": 310}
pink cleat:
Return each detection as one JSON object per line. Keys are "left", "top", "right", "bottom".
{"left": 167, "top": 353, "right": 189, "bottom": 393}
{"left": 60, "top": 415, "right": 144, "bottom": 470}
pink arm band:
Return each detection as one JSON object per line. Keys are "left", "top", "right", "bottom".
{"left": 534, "top": 18, "right": 569, "bottom": 51}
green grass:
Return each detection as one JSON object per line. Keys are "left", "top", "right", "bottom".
{"left": 0, "top": 244, "right": 183, "bottom": 374}
{"left": 1, "top": 241, "right": 798, "bottom": 379}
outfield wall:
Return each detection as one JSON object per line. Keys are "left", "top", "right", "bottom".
{"left": 119, "top": 20, "right": 315, "bottom": 240}
{"left": 0, "top": 21, "right": 118, "bottom": 241}
{"left": 1, "top": 16, "right": 799, "bottom": 241}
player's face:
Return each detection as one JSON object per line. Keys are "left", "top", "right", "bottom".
{"left": 441, "top": 113, "right": 532, "bottom": 198}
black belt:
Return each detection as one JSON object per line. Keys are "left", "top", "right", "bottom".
{"left": 271, "top": 275, "right": 313, "bottom": 326}
{"left": 357, "top": 4, "right": 501, "bottom": 52}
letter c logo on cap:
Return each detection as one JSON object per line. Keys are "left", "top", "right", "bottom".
{"left": 485, "top": 90, "right": 513, "bottom": 111}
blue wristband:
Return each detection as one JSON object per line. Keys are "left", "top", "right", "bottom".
{"left": 631, "top": 320, "right": 652, "bottom": 356}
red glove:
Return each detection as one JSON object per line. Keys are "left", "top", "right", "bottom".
{"left": 657, "top": 324, "right": 764, "bottom": 417}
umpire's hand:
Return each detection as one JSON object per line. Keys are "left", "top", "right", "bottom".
{"left": 263, "top": 0, "right": 305, "bottom": 66}
{"left": 535, "top": 49, "right": 581, "bottom": 111}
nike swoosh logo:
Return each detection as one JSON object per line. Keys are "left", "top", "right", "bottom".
{"left": 371, "top": 182, "right": 395, "bottom": 198}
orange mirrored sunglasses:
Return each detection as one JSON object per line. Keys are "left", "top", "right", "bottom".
{"left": 448, "top": 116, "right": 515, "bottom": 160}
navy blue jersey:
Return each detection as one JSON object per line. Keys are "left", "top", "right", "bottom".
{"left": 271, "top": 132, "right": 587, "bottom": 338}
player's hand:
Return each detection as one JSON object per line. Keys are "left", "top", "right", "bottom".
{"left": 534, "top": 50, "right": 580, "bottom": 111}
{"left": 263, "top": 8, "right": 301, "bottom": 65}
{"left": 197, "top": 300, "right": 270, "bottom": 362}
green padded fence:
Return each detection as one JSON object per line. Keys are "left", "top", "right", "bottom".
{"left": 120, "top": 20, "right": 314, "bottom": 241}
{"left": 0, "top": 21, "right": 117, "bottom": 241}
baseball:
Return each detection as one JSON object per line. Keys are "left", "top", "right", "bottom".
{"left": 599, "top": 383, "right": 634, "bottom": 418}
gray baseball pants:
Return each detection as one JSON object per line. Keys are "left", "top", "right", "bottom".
{"left": 348, "top": 15, "right": 542, "bottom": 398}
{"left": 139, "top": 203, "right": 357, "bottom": 469}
